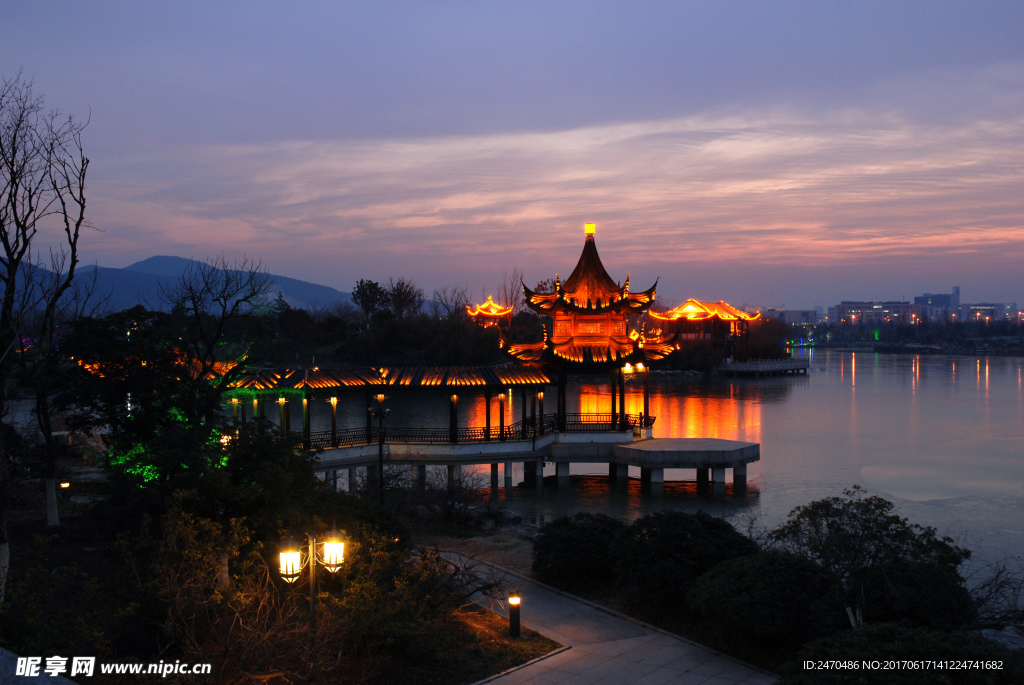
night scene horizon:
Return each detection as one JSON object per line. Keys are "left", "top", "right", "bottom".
{"left": 6, "top": 1, "right": 1024, "bottom": 310}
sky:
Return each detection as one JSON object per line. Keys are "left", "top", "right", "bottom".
{"left": 5, "top": 1, "right": 1024, "bottom": 310}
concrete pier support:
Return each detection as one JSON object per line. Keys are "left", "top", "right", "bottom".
{"left": 504, "top": 462, "right": 514, "bottom": 489}
{"left": 490, "top": 463, "right": 499, "bottom": 490}
{"left": 696, "top": 467, "right": 709, "bottom": 487}
{"left": 712, "top": 466, "right": 726, "bottom": 495}
{"left": 447, "top": 464, "right": 461, "bottom": 488}
{"left": 348, "top": 467, "right": 357, "bottom": 493}
{"left": 522, "top": 460, "right": 544, "bottom": 489}
{"left": 556, "top": 462, "right": 570, "bottom": 489}
{"left": 733, "top": 463, "right": 747, "bottom": 485}
{"left": 414, "top": 464, "right": 427, "bottom": 490}
{"left": 609, "top": 462, "right": 629, "bottom": 487}
{"left": 366, "top": 464, "right": 378, "bottom": 493}
{"left": 640, "top": 467, "right": 664, "bottom": 496}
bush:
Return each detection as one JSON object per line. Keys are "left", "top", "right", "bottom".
{"left": 686, "top": 550, "right": 846, "bottom": 646}
{"left": 614, "top": 510, "right": 757, "bottom": 616}
{"left": 781, "top": 623, "right": 1024, "bottom": 684}
{"left": 532, "top": 513, "right": 626, "bottom": 591}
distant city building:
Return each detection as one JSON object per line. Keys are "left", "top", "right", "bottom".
{"left": 913, "top": 286, "right": 960, "bottom": 320}
{"left": 962, "top": 302, "right": 1019, "bottom": 322}
{"left": 762, "top": 308, "right": 819, "bottom": 324}
{"left": 833, "top": 301, "right": 922, "bottom": 324}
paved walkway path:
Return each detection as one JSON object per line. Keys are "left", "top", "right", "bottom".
{"left": 474, "top": 569, "right": 778, "bottom": 685}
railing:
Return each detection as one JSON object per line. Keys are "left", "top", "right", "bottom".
{"left": 303, "top": 412, "right": 656, "bottom": 448}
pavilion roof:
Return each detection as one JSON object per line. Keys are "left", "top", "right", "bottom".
{"left": 466, "top": 295, "right": 513, "bottom": 318}
{"left": 649, "top": 299, "right": 760, "bottom": 322}
{"left": 225, "top": 365, "right": 550, "bottom": 394}
{"left": 522, "top": 224, "right": 657, "bottom": 314}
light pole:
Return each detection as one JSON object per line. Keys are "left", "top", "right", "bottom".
{"left": 368, "top": 394, "right": 390, "bottom": 505}
{"left": 508, "top": 592, "right": 521, "bottom": 638}
{"left": 279, "top": 529, "right": 346, "bottom": 633}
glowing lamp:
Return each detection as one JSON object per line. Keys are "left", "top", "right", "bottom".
{"left": 623, "top": 363, "right": 633, "bottom": 373}
{"left": 509, "top": 595, "right": 521, "bottom": 606}
{"left": 537, "top": 391, "right": 544, "bottom": 401}
{"left": 450, "top": 394, "right": 459, "bottom": 403}
{"left": 279, "top": 538, "right": 301, "bottom": 583}
{"left": 59, "top": 481, "right": 70, "bottom": 489}
{"left": 584, "top": 222, "right": 595, "bottom": 235}
{"left": 321, "top": 530, "right": 345, "bottom": 573}
{"left": 376, "top": 393, "right": 386, "bottom": 404}
{"left": 330, "top": 396, "right": 338, "bottom": 407}
{"left": 231, "top": 398, "right": 238, "bottom": 406}
{"left": 636, "top": 362, "right": 645, "bottom": 372}
{"left": 277, "top": 397, "right": 286, "bottom": 406}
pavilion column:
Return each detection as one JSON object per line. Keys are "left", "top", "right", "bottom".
{"left": 231, "top": 398, "right": 239, "bottom": 421}
{"left": 365, "top": 391, "right": 373, "bottom": 444}
{"left": 498, "top": 393, "right": 506, "bottom": 441}
{"left": 449, "top": 394, "right": 459, "bottom": 444}
{"left": 490, "top": 463, "right": 499, "bottom": 490}
{"left": 278, "top": 397, "right": 287, "bottom": 436}
{"left": 530, "top": 389, "right": 537, "bottom": 428}
{"left": 484, "top": 388, "right": 492, "bottom": 441}
{"left": 643, "top": 368, "right": 650, "bottom": 434}
{"left": 330, "top": 397, "right": 338, "bottom": 447}
{"left": 520, "top": 389, "right": 527, "bottom": 438}
{"left": 240, "top": 400, "right": 247, "bottom": 423}
{"left": 302, "top": 397, "right": 310, "bottom": 450}
{"left": 557, "top": 366, "right": 567, "bottom": 432}
{"left": 618, "top": 366, "right": 627, "bottom": 429}
{"left": 504, "top": 461, "right": 513, "bottom": 488}
{"left": 253, "top": 398, "right": 260, "bottom": 421}
{"left": 609, "top": 371, "right": 618, "bottom": 430}
{"left": 538, "top": 390, "right": 544, "bottom": 431}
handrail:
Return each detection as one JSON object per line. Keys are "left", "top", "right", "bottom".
{"left": 302, "top": 412, "right": 655, "bottom": 448}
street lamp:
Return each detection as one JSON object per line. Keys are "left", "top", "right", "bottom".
{"left": 368, "top": 394, "right": 390, "bottom": 504}
{"left": 278, "top": 529, "right": 346, "bottom": 632}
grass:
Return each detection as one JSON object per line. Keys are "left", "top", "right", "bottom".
{"left": 372, "top": 604, "right": 560, "bottom": 685}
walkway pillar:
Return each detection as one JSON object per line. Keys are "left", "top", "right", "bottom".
{"left": 447, "top": 464, "right": 461, "bottom": 488}
{"left": 490, "top": 463, "right": 499, "bottom": 490}
{"left": 556, "top": 462, "right": 570, "bottom": 489}
{"left": 449, "top": 394, "right": 459, "bottom": 444}
{"left": 523, "top": 461, "right": 538, "bottom": 488}
{"left": 484, "top": 388, "right": 492, "bottom": 441}
{"left": 641, "top": 467, "right": 664, "bottom": 496}
{"left": 504, "top": 461, "right": 513, "bottom": 488}
{"left": 330, "top": 396, "right": 338, "bottom": 447}
{"left": 302, "top": 397, "right": 310, "bottom": 450}
{"left": 498, "top": 393, "right": 506, "bottom": 441}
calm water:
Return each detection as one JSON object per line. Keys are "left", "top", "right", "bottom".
{"left": 303, "top": 351, "right": 1024, "bottom": 563}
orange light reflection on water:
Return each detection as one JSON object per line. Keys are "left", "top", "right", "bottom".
{"left": 577, "top": 383, "right": 761, "bottom": 443}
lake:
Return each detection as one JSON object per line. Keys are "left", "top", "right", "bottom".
{"left": 311, "top": 350, "right": 1024, "bottom": 564}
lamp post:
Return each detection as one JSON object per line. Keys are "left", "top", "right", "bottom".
{"left": 278, "top": 529, "right": 346, "bottom": 633}
{"left": 368, "top": 394, "right": 389, "bottom": 505}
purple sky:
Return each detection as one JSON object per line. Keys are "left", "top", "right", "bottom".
{"left": 6, "top": 2, "right": 1024, "bottom": 309}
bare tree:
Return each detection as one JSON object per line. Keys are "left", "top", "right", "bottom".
{"left": 0, "top": 71, "right": 89, "bottom": 599}
{"left": 432, "top": 284, "right": 470, "bottom": 319}
{"left": 159, "top": 255, "right": 272, "bottom": 401}
{"left": 498, "top": 268, "right": 524, "bottom": 327}
{"left": 351, "top": 279, "right": 386, "bottom": 329}
{"left": 385, "top": 277, "right": 423, "bottom": 319}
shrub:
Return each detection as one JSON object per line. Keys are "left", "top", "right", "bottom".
{"left": 686, "top": 550, "right": 846, "bottom": 646}
{"left": 532, "top": 513, "right": 626, "bottom": 591}
{"left": 614, "top": 510, "right": 757, "bottom": 616}
{"left": 781, "top": 623, "right": 1024, "bottom": 684}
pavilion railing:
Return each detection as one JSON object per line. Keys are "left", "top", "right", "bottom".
{"left": 303, "top": 412, "right": 655, "bottom": 449}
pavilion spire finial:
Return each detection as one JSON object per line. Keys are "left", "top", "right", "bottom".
{"left": 584, "top": 222, "right": 595, "bottom": 235}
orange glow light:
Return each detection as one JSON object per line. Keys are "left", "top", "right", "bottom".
{"left": 584, "top": 222, "right": 595, "bottom": 235}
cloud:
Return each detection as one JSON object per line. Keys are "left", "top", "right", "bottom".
{"left": 84, "top": 103, "right": 1024, "bottom": 304}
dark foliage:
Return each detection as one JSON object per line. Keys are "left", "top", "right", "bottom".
{"left": 532, "top": 513, "right": 626, "bottom": 591}
{"left": 781, "top": 623, "right": 1024, "bottom": 685}
{"left": 686, "top": 550, "right": 846, "bottom": 646}
{"left": 614, "top": 510, "right": 758, "bottom": 616}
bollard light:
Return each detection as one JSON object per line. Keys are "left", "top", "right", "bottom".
{"left": 279, "top": 538, "right": 302, "bottom": 583}
{"left": 509, "top": 593, "right": 521, "bottom": 638}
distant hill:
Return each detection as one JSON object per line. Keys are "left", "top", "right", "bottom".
{"left": 78, "top": 256, "right": 351, "bottom": 312}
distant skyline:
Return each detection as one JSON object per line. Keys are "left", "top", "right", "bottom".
{"left": 6, "top": 2, "right": 1023, "bottom": 310}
